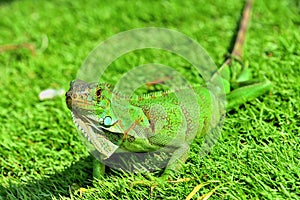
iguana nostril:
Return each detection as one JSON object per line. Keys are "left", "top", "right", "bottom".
{"left": 65, "top": 91, "right": 72, "bottom": 98}
{"left": 72, "top": 93, "right": 77, "bottom": 99}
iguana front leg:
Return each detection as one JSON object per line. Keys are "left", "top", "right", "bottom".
{"left": 93, "top": 157, "right": 106, "bottom": 179}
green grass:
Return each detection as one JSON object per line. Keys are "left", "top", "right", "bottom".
{"left": 0, "top": 0, "right": 299, "bottom": 199}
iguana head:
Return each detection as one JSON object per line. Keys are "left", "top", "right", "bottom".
{"left": 66, "top": 80, "right": 113, "bottom": 122}
{"left": 66, "top": 79, "right": 97, "bottom": 110}
{"left": 65, "top": 79, "right": 122, "bottom": 130}
{"left": 66, "top": 80, "right": 127, "bottom": 159}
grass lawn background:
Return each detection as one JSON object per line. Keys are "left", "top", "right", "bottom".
{"left": 0, "top": 0, "right": 299, "bottom": 199}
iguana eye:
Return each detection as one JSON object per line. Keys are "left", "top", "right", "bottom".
{"left": 103, "top": 116, "right": 112, "bottom": 126}
{"left": 96, "top": 88, "right": 102, "bottom": 97}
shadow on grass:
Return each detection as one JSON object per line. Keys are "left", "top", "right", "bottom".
{"left": 0, "top": 156, "right": 94, "bottom": 200}
{"left": 0, "top": 0, "right": 13, "bottom": 5}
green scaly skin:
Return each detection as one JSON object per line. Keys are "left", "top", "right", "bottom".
{"left": 66, "top": 0, "right": 271, "bottom": 179}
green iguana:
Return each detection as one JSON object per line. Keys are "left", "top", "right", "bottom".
{"left": 66, "top": 0, "right": 271, "bottom": 178}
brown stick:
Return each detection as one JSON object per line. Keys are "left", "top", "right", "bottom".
{"left": 231, "top": 0, "right": 253, "bottom": 59}
{"left": 0, "top": 43, "right": 35, "bottom": 55}
{"left": 222, "top": 0, "right": 254, "bottom": 66}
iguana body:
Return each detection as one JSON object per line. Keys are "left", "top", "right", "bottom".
{"left": 66, "top": 0, "right": 271, "bottom": 178}
{"left": 67, "top": 80, "right": 214, "bottom": 174}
